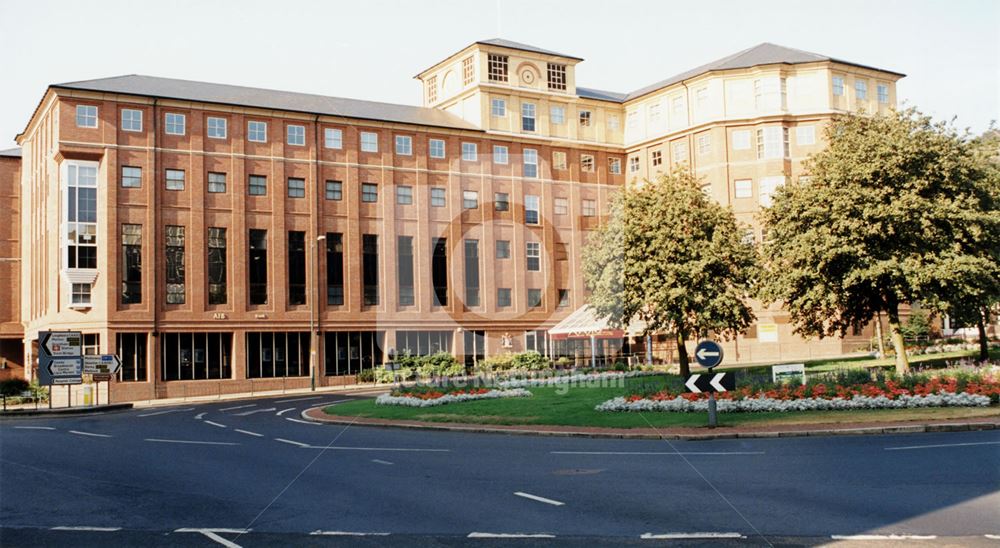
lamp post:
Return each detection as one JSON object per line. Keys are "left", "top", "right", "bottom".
{"left": 310, "top": 234, "right": 326, "bottom": 391}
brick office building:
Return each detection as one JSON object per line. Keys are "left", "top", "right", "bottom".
{"left": 7, "top": 39, "right": 903, "bottom": 401}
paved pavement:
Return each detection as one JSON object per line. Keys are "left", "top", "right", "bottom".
{"left": 2, "top": 393, "right": 999, "bottom": 547}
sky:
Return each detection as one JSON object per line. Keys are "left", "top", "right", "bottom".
{"left": 0, "top": 0, "right": 997, "bottom": 149}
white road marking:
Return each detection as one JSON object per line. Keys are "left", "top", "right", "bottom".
{"left": 234, "top": 407, "right": 276, "bottom": 416}
{"left": 175, "top": 528, "right": 249, "bottom": 548}
{"left": 276, "top": 396, "right": 322, "bottom": 403}
{"left": 985, "top": 534, "right": 1000, "bottom": 539}
{"left": 146, "top": 438, "right": 240, "bottom": 446}
{"left": 884, "top": 441, "right": 1000, "bottom": 451}
{"left": 276, "top": 408, "right": 296, "bottom": 416}
{"left": 194, "top": 412, "right": 206, "bottom": 420}
{"left": 14, "top": 426, "right": 56, "bottom": 430}
{"left": 138, "top": 407, "right": 194, "bottom": 417}
{"left": 235, "top": 429, "right": 263, "bottom": 437}
{"left": 310, "top": 530, "right": 391, "bottom": 536}
{"left": 641, "top": 532, "right": 746, "bottom": 539}
{"left": 219, "top": 404, "right": 256, "bottom": 412}
{"left": 304, "top": 445, "right": 450, "bottom": 452}
{"left": 371, "top": 459, "right": 394, "bottom": 465}
{"left": 175, "top": 528, "right": 250, "bottom": 534}
{"left": 830, "top": 534, "right": 937, "bottom": 540}
{"left": 319, "top": 399, "right": 352, "bottom": 406}
{"left": 552, "top": 451, "right": 765, "bottom": 456}
{"left": 468, "top": 532, "right": 555, "bottom": 538}
{"left": 204, "top": 420, "right": 227, "bottom": 428}
{"left": 275, "top": 438, "right": 310, "bottom": 448}
{"left": 514, "top": 491, "right": 565, "bottom": 506}
{"left": 285, "top": 417, "right": 320, "bottom": 426}
{"left": 69, "top": 430, "right": 112, "bottom": 438}
{"left": 51, "top": 526, "right": 122, "bottom": 531}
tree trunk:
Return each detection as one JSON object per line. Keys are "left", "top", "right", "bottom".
{"left": 977, "top": 306, "right": 989, "bottom": 362}
{"left": 875, "top": 311, "right": 886, "bottom": 357}
{"left": 886, "top": 307, "right": 910, "bottom": 374}
{"left": 676, "top": 331, "right": 690, "bottom": 378}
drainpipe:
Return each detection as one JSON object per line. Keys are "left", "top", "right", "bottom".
{"left": 150, "top": 99, "right": 159, "bottom": 392}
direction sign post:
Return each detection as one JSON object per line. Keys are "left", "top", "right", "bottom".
{"left": 37, "top": 331, "right": 83, "bottom": 388}
{"left": 688, "top": 340, "right": 728, "bottom": 428}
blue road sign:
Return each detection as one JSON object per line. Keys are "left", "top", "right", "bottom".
{"left": 37, "top": 331, "right": 83, "bottom": 385}
{"left": 694, "top": 340, "right": 724, "bottom": 368}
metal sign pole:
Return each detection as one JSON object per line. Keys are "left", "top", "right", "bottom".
{"left": 708, "top": 391, "right": 718, "bottom": 428}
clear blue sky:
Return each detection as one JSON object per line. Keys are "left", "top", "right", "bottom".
{"left": 1, "top": 0, "right": 997, "bottom": 148}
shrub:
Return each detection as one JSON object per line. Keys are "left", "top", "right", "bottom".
{"left": 357, "top": 368, "right": 375, "bottom": 383}
{"left": 478, "top": 353, "right": 518, "bottom": 373}
{"left": 555, "top": 356, "right": 571, "bottom": 369}
{"left": 0, "top": 378, "right": 29, "bottom": 397}
{"left": 511, "top": 351, "right": 550, "bottom": 371}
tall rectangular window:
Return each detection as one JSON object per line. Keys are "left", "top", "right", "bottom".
{"left": 65, "top": 163, "right": 98, "bottom": 269}
{"left": 431, "top": 187, "right": 446, "bottom": 207}
{"left": 165, "top": 225, "right": 185, "bottom": 304}
{"left": 429, "top": 139, "right": 445, "bottom": 158}
{"left": 855, "top": 80, "right": 868, "bottom": 100}
{"left": 249, "top": 174, "right": 266, "bottom": 196}
{"left": 249, "top": 229, "right": 268, "bottom": 305}
{"left": 116, "top": 333, "right": 147, "bottom": 382}
{"left": 287, "top": 177, "right": 305, "bottom": 198}
{"left": 324, "top": 128, "right": 343, "bottom": 149}
{"left": 397, "top": 236, "right": 414, "bottom": 306}
{"left": 360, "top": 131, "right": 378, "bottom": 152}
{"left": 581, "top": 154, "right": 594, "bottom": 172}
{"left": 208, "top": 227, "right": 227, "bottom": 305}
{"left": 521, "top": 103, "right": 536, "bottom": 132}
{"left": 491, "top": 98, "right": 506, "bottom": 117}
{"left": 554, "top": 197, "right": 568, "bottom": 215}
{"left": 734, "top": 179, "right": 753, "bottom": 199}
{"left": 207, "top": 172, "right": 226, "bottom": 193}
{"left": 362, "top": 234, "right": 379, "bottom": 305}
{"left": 493, "top": 145, "right": 508, "bottom": 164}
{"left": 395, "top": 135, "right": 412, "bottom": 155}
{"left": 609, "top": 157, "right": 621, "bottom": 174}
{"left": 248, "top": 121, "right": 267, "bottom": 142}
{"left": 396, "top": 185, "right": 413, "bottom": 205}
{"left": 527, "top": 288, "right": 542, "bottom": 308}
{"left": 121, "top": 166, "right": 142, "bottom": 188}
{"left": 165, "top": 169, "right": 185, "bottom": 190}
{"left": 361, "top": 183, "right": 378, "bottom": 202}
{"left": 432, "top": 238, "right": 448, "bottom": 306}
{"left": 494, "top": 192, "right": 510, "bottom": 211}
{"left": 526, "top": 242, "right": 541, "bottom": 271}
{"left": 832, "top": 76, "right": 845, "bottom": 96}
{"left": 877, "top": 83, "right": 890, "bottom": 104}
{"left": 165, "top": 113, "right": 186, "bottom": 135}
{"left": 582, "top": 199, "right": 597, "bottom": 217}
{"left": 121, "top": 109, "right": 142, "bottom": 132}
{"left": 487, "top": 54, "right": 508, "bottom": 82}
{"left": 579, "top": 111, "right": 591, "bottom": 127}
{"left": 121, "top": 224, "right": 142, "bottom": 304}
{"left": 287, "top": 125, "right": 305, "bottom": 145}
{"left": 553, "top": 151, "right": 567, "bottom": 170}
{"left": 462, "top": 55, "right": 475, "bottom": 84}
{"left": 551, "top": 105, "right": 566, "bottom": 125}
{"left": 697, "top": 135, "right": 712, "bottom": 155}
{"left": 464, "top": 239, "right": 480, "bottom": 307}
{"left": 495, "top": 240, "right": 510, "bottom": 259}
{"left": 462, "top": 142, "right": 477, "bottom": 161}
{"left": 76, "top": 105, "right": 97, "bottom": 128}
{"left": 426, "top": 76, "right": 437, "bottom": 103}
{"left": 497, "top": 288, "right": 512, "bottom": 308}
{"left": 288, "top": 231, "right": 306, "bottom": 305}
{"left": 558, "top": 289, "right": 570, "bottom": 308}
{"left": 463, "top": 190, "right": 478, "bottom": 209}
{"left": 326, "top": 233, "right": 344, "bottom": 305}
{"left": 525, "top": 195, "right": 540, "bottom": 225}
{"left": 325, "top": 180, "right": 342, "bottom": 200}
{"left": 756, "top": 126, "right": 785, "bottom": 159}
{"left": 523, "top": 149, "right": 538, "bottom": 178}
{"left": 547, "top": 63, "right": 567, "bottom": 91}
{"left": 673, "top": 142, "right": 688, "bottom": 164}
{"left": 207, "top": 117, "right": 227, "bottom": 139}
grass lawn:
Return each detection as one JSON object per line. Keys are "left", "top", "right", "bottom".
{"left": 327, "top": 375, "right": 1000, "bottom": 430}
{"left": 726, "top": 347, "right": 1000, "bottom": 376}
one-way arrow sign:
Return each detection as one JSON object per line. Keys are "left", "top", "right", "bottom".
{"left": 694, "top": 340, "right": 724, "bottom": 368}
{"left": 684, "top": 372, "right": 735, "bottom": 394}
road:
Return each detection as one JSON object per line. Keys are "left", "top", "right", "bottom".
{"left": 1, "top": 393, "right": 999, "bottom": 547}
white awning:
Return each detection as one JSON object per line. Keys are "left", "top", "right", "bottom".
{"left": 548, "top": 305, "right": 647, "bottom": 339}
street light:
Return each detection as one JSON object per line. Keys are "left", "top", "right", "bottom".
{"left": 310, "top": 234, "right": 326, "bottom": 392}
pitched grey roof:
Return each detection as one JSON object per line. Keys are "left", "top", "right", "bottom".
{"left": 624, "top": 42, "right": 904, "bottom": 101}
{"left": 53, "top": 75, "right": 481, "bottom": 131}
{"left": 576, "top": 87, "right": 629, "bottom": 102}
{"left": 0, "top": 147, "right": 21, "bottom": 158}
{"left": 475, "top": 38, "right": 583, "bottom": 61}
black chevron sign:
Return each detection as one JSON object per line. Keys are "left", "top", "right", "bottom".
{"left": 684, "top": 372, "right": 735, "bottom": 394}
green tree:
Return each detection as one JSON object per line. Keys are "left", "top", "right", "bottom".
{"left": 583, "top": 168, "right": 758, "bottom": 377}
{"left": 761, "top": 109, "right": 1000, "bottom": 373}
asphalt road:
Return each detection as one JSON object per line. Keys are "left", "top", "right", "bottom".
{"left": 1, "top": 393, "right": 999, "bottom": 547}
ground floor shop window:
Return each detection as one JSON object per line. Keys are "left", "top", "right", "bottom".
{"left": 396, "top": 330, "right": 452, "bottom": 356}
{"left": 463, "top": 330, "right": 485, "bottom": 368}
{"left": 116, "top": 332, "right": 147, "bottom": 382}
{"left": 162, "top": 332, "right": 232, "bottom": 381}
{"left": 247, "top": 332, "right": 309, "bottom": 378}
{"left": 324, "top": 331, "right": 384, "bottom": 376}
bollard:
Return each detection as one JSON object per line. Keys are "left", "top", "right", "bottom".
{"left": 707, "top": 392, "right": 718, "bottom": 428}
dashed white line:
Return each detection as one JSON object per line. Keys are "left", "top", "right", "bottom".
{"left": 194, "top": 412, "right": 206, "bottom": 420}
{"left": 276, "top": 408, "right": 296, "bottom": 416}
{"left": 69, "top": 430, "right": 112, "bottom": 438}
{"left": 830, "top": 534, "right": 937, "bottom": 540}
{"left": 985, "top": 534, "right": 1000, "bottom": 539}
{"left": 309, "top": 530, "right": 390, "bottom": 536}
{"left": 514, "top": 491, "right": 565, "bottom": 506}
{"left": 51, "top": 526, "right": 122, "bottom": 532}
{"left": 371, "top": 459, "right": 394, "bottom": 465}
{"left": 641, "top": 532, "right": 746, "bottom": 539}
{"left": 146, "top": 439, "right": 240, "bottom": 446}
{"left": 552, "top": 451, "right": 765, "bottom": 456}
{"left": 175, "top": 528, "right": 249, "bottom": 548}
{"left": 319, "top": 399, "right": 352, "bottom": 406}
{"left": 884, "top": 441, "right": 1000, "bottom": 451}
{"left": 204, "top": 420, "right": 227, "bottom": 428}
{"left": 175, "top": 528, "right": 250, "bottom": 534}
{"left": 234, "top": 407, "right": 276, "bottom": 416}
{"left": 468, "top": 532, "right": 555, "bottom": 538}
{"left": 138, "top": 407, "right": 194, "bottom": 417}
{"left": 275, "top": 438, "right": 310, "bottom": 448}
{"left": 14, "top": 426, "right": 56, "bottom": 430}
{"left": 219, "top": 404, "right": 256, "bottom": 412}
{"left": 304, "top": 446, "right": 450, "bottom": 452}
{"left": 276, "top": 396, "right": 322, "bottom": 403}
{"left": 235, "top": 429, "right": 263, "bottom": 437}
{"left": 285, "top": 417, "right": 320, "bottom": 426}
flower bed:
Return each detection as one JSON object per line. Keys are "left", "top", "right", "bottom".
{"left": 498, "top": 370, "right": 659, "bottom": 389}
{"left": 375, "top": 388, "right": 532, "bottom": 408}
{"left": 597, "top": 375, "right": 1000, "bottom": 413}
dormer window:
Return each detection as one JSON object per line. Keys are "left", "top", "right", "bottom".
{"left": 547, "top": 63, "right": 567, "bottom": 91}
{"left": 488, "top": 54, "right": 508, "bottom": 83}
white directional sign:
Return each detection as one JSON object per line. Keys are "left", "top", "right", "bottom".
{"left": 37, "top": 331, "right": 83, "bottom": 386}
{"left": 684, "top": 372, "right": 735, "bottom": 393}
{"left": 42, "top": 332, "right": 82, "bottom": 357}
{"left": 772, "top": 363, "right": 806, "bottom": 385}
{"left": 83, "top": 354, "right": 122, "bottom": 375}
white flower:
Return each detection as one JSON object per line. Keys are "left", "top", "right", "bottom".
{"left": 376, "top": 388, "right": 532, "bottom": 408}
{"left": 595, "top": 392, "right": 992, "bottom": 413}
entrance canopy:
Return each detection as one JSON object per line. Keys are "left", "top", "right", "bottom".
{"left": 548, "top": 305, "right": 647, "bottom": 340}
